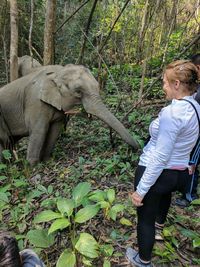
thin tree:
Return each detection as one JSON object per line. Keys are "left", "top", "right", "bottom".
{"left": 43, "top": 0, "right": 57, "bottom": 65}
{"left": 78, "top": 0, "right": 98, "bottom": 64}
{"left": 9, "top": 0, "right": 18, "bottom": 82}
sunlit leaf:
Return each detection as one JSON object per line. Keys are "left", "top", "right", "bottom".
{"left": 120, "top": 217, "right": 132, "bottom": 226}
{"left": 99, "top": 201, "right": 110, "bottom": 209}
{"left": 57, "top": 198, "right": 74, "bottom": 217}
{"left": 75, "top": 205, "right": 100, "bottom": 223}
{"left": 75, "top": 233, "right": 99, "bottom": 258}
{"left": 48, "top": 218, "right": 70, "bottom": 234}
{"left": 27, "top": 229, "right": 55, "bottom": 248}
{"left": 109, "top": 204, "right": 124, "bottom": 221}
{"left": 103, "top": 259, "right": 111, "bottom": 267}
{"left": 34, "top": 210, "right": 62, "bottom": 223}
{"left": 193, "top": 238, "right": 200, "bottom": 248}
{"left": 89, "top": 190, "right": 106, "bottom": 202}
{"left": 82, "top": 257, "right": 93, "bottom": 266}
{"left": 56, "top": 249, "right": 76, "bottom": 267}
{"left": 72, "top": 182, "right": 91, "bottom": 206}
{"left": 163, "top": 226, "right": 176, "bottom": 237}
{"left": 191, "top": 198, "right": 200, "bottom": 205}
{"left": 107, "top": 189, "right": 115, "bottom": 204}
{"left": 100, "top": 244, "right": 114, "bottom": 256}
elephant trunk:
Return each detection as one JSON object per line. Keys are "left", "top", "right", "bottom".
{"left": 82, "top": 96, "right": 140, "bottom": 150}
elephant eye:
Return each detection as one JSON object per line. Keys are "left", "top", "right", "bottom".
{"left": 75, "top": 88, "right": 82, "bottom": 98}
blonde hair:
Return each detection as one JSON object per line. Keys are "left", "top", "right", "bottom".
{"left": 164, "top": 60, "right": 199, "bottom": 93}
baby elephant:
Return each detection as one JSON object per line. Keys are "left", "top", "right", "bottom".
{"left": 0, "top": 64, "right": 139, "bottom": 165}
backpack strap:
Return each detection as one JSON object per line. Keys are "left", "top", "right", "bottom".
{"left": 180, "top": 99, "right": 200, "bottom": 133}
{"left": 179, "top": 99, "right": 200, "bottom": 165}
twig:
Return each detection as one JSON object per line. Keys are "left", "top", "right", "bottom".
{"left": 54, "top": 0, "right": 91, "bottom": 34}
{"left": 24, "top": 39, "right": 43, "bottom": 62}
{"left": 98, "top": 0, "right": 131, "bottom": 54}
{"left": 78, "top": 0, "right": 98, "bottom": 64}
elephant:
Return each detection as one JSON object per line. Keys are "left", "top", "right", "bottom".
{"left": 0, "top": 64, "right": 139, "bottom": 165}
{"left": 18, "top": 55, "right": 41, "bottom": 77}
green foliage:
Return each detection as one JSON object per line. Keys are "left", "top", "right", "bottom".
{"left": 27, "top": 229, "right": 55, "bottom": 248}
{"left": 31, "top": 182, "right": 125, "bottom": 266}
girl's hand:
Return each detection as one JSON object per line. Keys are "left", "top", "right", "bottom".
{"left": 129, "top": 191, "right": 143, "bottom": 207}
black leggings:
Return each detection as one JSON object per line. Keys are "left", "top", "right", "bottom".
{"left": 135, "top": 165, "right": 192, "bottom": 261}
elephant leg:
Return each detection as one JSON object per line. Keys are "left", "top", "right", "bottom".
{"left": 40, "top": 120, "right": 64, "bottom": 161}
{"left": 27, "top": 122, "right": 49, "bottom": 165}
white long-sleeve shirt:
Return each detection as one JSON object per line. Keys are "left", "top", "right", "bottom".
{"left": 137, "top": 95, "right": 200, "bottom": 198}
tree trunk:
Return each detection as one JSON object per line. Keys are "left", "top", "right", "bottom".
{"left": 9, "top": 0, "right": 18, "bottom": 82}
{"left": 43, "top": 0, "right": 57, "bottom": 65}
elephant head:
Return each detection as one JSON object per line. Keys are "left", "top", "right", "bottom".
{"left": 18, "top": 55, "right": 41, "bottom": 77}
{"left": 39, "top": 64, "right": 139, "bottom": 149}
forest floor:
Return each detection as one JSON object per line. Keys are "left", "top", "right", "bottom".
{"left": 0, "top": 98, "right": 200, "bottom": 267}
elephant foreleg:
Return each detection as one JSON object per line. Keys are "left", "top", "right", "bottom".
{"left": 27, "top": 123, "right": 49, "bottom": 165}
{"left": 40, "top": 120, "right": 64, "bottom": 161}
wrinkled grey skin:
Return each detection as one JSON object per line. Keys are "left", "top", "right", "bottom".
{"left": 0, "top": 64, "right": 139, "bottom": 165}
{"left": 18, "top": 55, "right": 41, "bottom": 77}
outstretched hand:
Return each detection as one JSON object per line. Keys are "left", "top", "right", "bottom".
{"left": 129, "top": 191, "right": 143, "bottom": 207}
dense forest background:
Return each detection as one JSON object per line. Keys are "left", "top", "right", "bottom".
{"left": 0, "top": 1, "right": 200, "bottom": 267}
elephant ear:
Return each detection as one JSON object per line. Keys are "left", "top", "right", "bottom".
{"left": 39, "top": 73, "right": 62, "bottom": 110}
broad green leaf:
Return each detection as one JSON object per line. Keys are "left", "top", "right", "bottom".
{"left": 89, "top": 190, "right": 106, "bottom": 202}
{"left": 107, "top": 189, "right": 115, "bottom": 204}
{"left": 193, "top": 238, "right": 200, "bottom": 248}
{"left": 48, "top": 185, "right": 53, "bottom": 194}
{"left": 0, "top": 163, "right": 7, "bottom": 170}
{"left": 72, "top": 182, "right": 91, "bottom": 206}
{"left": 34, "top": 210, "right": 62, "bottom": 223}
{"left": 0, "top": 184, "right": 11, "bottom": 193}
{"left": 180, "top": 228, "right": 198, "bottom": 239}
{"left": 103, "top": 259, "right": 111, "bottom": 267}
{"left": 0, "top": 176, "right": 7, "bottom": 181}
{"left": 100, "top": 244, "right": 114, "bottom": 256}
{"left": 75, "top": 205, "right": 100, "bottom": 223}
{"left": 48, "top": 218, "right": 70, "bottom": 234}
{"left": 111, "top": 204, "right": 124, "bottom": 212}
{"left": 2, "top": 150, "right": 12, "bottom": 160}
{"left": 109, "top": 204, "right": 124, "bottom": 221}
{"left": 37, "top": 185, "right": 48, "bottom": 193}
{"left": 80, "top": 196, "right": 92, "bottom": 207}
{"left": 27, "top": 229, "right": 55, "bottom": 248}
{"left": 26, "top": 190, "right": 44, "bottom": 202}
{"left": 120, "top": 217, "right": 132, "bottom": 226}
{"left": 56, "top": 249, "right": 76, "bottom": 267}
{"left": 57, "top": 198, "right": 74, "bottom": 217}
{"left": 75, "top": 233, "right": 99, "bottom": 258}
{"left": 0, "top": 192, "right": 9, "bottom": 203}
{"left": 191, "top": 198, "right": 200, "bottom": 205}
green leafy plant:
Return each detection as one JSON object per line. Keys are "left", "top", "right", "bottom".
{"left": 30, "top": 182, "right": 121, "bottom": 267}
